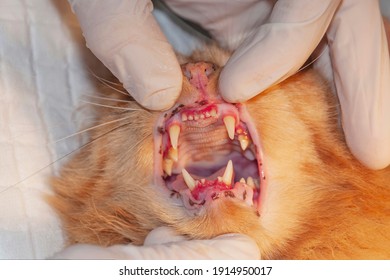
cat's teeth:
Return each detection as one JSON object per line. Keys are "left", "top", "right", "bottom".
{"left": 205, "top": 112, "right": 211, "bottom": 118}
{"left": 239, "top": 178, "right": 246, "bottom": 184}
{"left": 182, "top": 168, "right": 196, "bottom": 191}
{"left": 200, "top": 178, "right": 206, "bottom": 184}
{"left": 188, "top": 115, "right": 194, "bottom": 121}
{"left": 223, "top": 116, "right": 236, "bottom": 140}
{"left": 217, "top": 176, "right": 222, "bottom": 182}
{"left": 181, "top": 113, "right": 188, "bottom": 121}
{"left": 210, "top": 109, "right": 217, "bottom": 117}
{"left": 163, "top": 159, "right": 173, "bottom": 176}
{"left": 200, "top": 114, "right": 205, "bottom": 119}
{"left": 168, "top": 147, "right": 178, "bottom": 162}
{"left": 194, "top": 114, "right": 199, "bottom": 120}
{"left": 169, "top": 125, "right": 180, "bottom": 150}
{"left": 222, "top": 160, "right": 234, "bottom": 185}
{"left": 244, "top": 149, "right": 256, "bottom": 161}
{"left": 238, "top": 135, "right": 250, "bottom": 151}
{"left": 247, "top": 176, "right": 255, "bottom": 188}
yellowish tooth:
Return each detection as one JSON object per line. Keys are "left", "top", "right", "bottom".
{"left": 200, "top": 114, "right": 205, "bottom": 119}
{"left": 181, "top": 113, "right": 188, "bottom": 121}
{"left": 238, "top": 135, "right": 250, "bottom": 151}
{"left": 169, "top": 125, "right": 180, "bottom": 150}
{"left": 239, "top": 178, "right": 246, "bottom": 184}
{"left": 247, "top": 176, "right": 255, "bottom": 188}
{"left": 210, "top": 109, "right": 217, "bottom": 117}
{"left": 223, "top": 116, "right": 236, "bottom": 140}
{"left": 194, "top": 114, "right": 199, "bottom": 120}
{"left": 222, "top": 160, "right": 234, "bottom": 185}
{"left": 182, "top": 168, "right": 196, "bottom": 190}
{"left": 217, "top": 176, "right": 222, "bottom": 182}
{"left": 188, "top": 115, "right": 194, "bottom": 121}
{"left": 168, "top": 147, "right": 178, "bottom": 162}
{"left": 200, "top": 178, "right": 206, "bottom": 184}
{"left": 205, "top": 112, "right": 211, "bottom": 118}
{"left": 163, "top": 159, "right": 173, "bottom": 176}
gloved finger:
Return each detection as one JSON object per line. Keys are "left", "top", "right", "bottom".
{"left": 68, "top": 0, "right": 182, "bottom": 110}
{"left": 326, "top": 0, "right": 390, "bottom": 169}
{"left": 52, "top": 233, "right": 260, "bottom": 260}
{"left": 219, "top": 0, "right": 341, "bottom": 103}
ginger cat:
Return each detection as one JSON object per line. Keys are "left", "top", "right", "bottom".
{"left": 50, "top": 45, "right": 390, "bottom": 260}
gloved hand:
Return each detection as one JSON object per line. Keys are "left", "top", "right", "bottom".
{"left": 165, "top": 0, "right": 390, "bottom": 170}
{"left": 67, "top": 0, "right": 183, "bottom": 111}
{"left": 52, "top": 227, "right": 260, "bottom": 259}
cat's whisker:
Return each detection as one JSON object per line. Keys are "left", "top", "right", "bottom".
{"left": 88, "top": 70, "right": 131, "bottom": 97}
{"left": 1, "top": 120, "right": 135, "bottom": 194}
{"left": 82, "top": 94, "right": 135, "bottom": 104}
{"left": 296, "top": 46, "right": 328, "bottom": 74}
{"left": 54, "top": 115, "right": 132, "bottom": 143}
{"left": 80, "top": 100, "right": 147, "bottom": 112}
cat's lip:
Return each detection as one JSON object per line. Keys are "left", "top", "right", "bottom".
{"left": 153, "top": 100, "right": 266, "bottom": 213}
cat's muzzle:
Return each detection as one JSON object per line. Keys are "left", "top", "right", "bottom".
{"left": 153, "top": 100, "right": 266, "bottom": 214}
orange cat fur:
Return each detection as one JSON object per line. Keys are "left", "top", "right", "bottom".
{"left": 49, "top": 46, "right": 390, "bottom": 260}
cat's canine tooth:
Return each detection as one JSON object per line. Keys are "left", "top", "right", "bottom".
{"left": 247, "top": 176, "right": 255, "bottom": 188}
{"left": 169, "top": 125, "right": 180, "bottom": 150}
{"left": 168, "top": 147, "right": 178, "bottom": 162}
{"left": 239, "top": 178, "right": 246, "bottom": 184}
{"left": 238, "top": 135, "right": 250, "bottom": 151}
{"left": 223, "top": 116, "right": 236, "bottom": 140}
{"left": 163, "top": 159, "right": 173, "bottom": 176}
{"left": 181, "top": 113, "right": 188, "bottom": 121}
{"left": 222, "top": 160, "right": 234, "bottom": 185}
{"left": 182, "top": 168, "right": 196, "bottom": 191}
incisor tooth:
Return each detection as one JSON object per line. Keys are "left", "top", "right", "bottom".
{"left": 168, "top": 147, "right": 178, "bottom": 162}
{"left": 181, "top": 113, "right": 187, "bottom": 121}
{"left": 163, "top": 159, "right": 173, "bottom": 176}
{"left": 210, "top": 109, "right": 217, "bottom": 117}
{"left": 182, "top": 168, "right": 196, "bottom": 190}
{"left": 169, "top": 125, "right": 180, "bottom": 150}
{"left": 240, "top": 178, "right": 246, "bottom": 184}
{"left": 222, "top": 160, "right": 234, "bottom": 185}
{"left": 223, "top": 116, "right": 235, "bottom": 140}
{"left": 238, "top": 135, "right": 250, "bottom": 151}
{"left": 247, "top": 176, "right": 255, "bottom": 188}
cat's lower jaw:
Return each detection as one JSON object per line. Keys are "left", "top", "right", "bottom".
{"left": 153, "top": 99, "right": 267, "bottom": 216}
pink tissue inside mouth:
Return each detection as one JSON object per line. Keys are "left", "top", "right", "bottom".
{"left": 153, "top": 100, "right": 265, "bottom": 213}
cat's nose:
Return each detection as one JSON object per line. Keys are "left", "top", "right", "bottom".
{"left": 181, "top": 62, "right": 216, "bottom": 85}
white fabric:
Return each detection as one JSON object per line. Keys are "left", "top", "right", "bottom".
{"left": 53, "top": 227, "right": 260, "bottom": 259}
{"left": 1, "top": 0, "right": 389, "bottom": 260}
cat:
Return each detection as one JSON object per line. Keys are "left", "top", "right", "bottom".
{"left": 49, "top": 44, "right": 390, "bottom": 260}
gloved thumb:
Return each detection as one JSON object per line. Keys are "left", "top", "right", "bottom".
{"left": 219, "top": 0, "right": 341, "bottom": 103}
{"left": 68, "top": 0, "right": 182, "bottom": 110}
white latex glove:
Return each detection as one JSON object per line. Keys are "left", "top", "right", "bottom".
{"left": 67, "top": 0, "right": 182, "bottom": 111}
{"left": 52, "top": 227, "right": 260, "bottom": 259}
{"left": 166, "top": 0, "right": 390, "bottom": 170}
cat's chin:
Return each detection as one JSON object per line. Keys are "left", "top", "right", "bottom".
{"left": 152, "top": 98, "right": 267, "bottom": 216}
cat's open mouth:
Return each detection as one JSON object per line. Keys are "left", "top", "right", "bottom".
{"left": 154, "top": 99, "right": 266, "bottom": 214}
